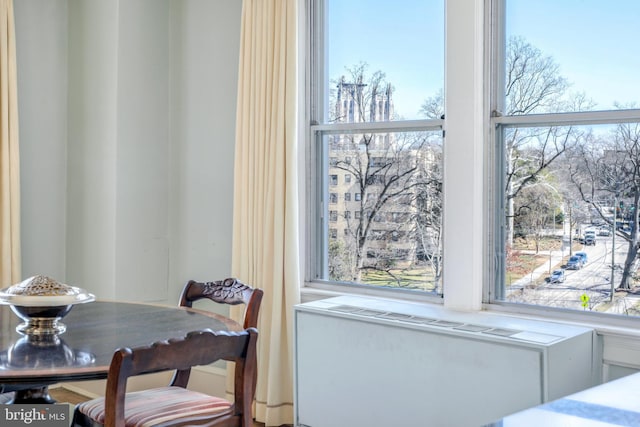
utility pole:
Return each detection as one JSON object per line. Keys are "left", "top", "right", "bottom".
{"left": 568, "top": 204, "right": 573, "bottom": 257}
{"left": 610, "top": 195, "right": 617, "bottom": 302}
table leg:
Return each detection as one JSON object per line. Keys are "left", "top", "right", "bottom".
{"left": 11, "top": 386, "right": 55, "bottom": 404}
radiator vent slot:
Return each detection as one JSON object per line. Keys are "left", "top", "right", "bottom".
{"left": 328, "top": 304, "right": 522, "bottom": 338}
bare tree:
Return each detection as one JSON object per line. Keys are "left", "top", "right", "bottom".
{"left": 502, "top": 36, "right": 591, "bottom": 246}
{"left": 328, "top": 64, "right": 441, "bottom": 288}
{"left": 411, "top": 143, "right": 443, "bottom": 291}
{"left": 504, "top": 37, "right": 568, "bottom": 115}
{"left": 419, "top": 37, "right": 584, "bottom": 246}
{"left": 506, "top": 124, "right": 585, "bottom": 245}
{"left": 513, "top": 183, "right": 561, "bottom": 253}
{"left": 419, "top": 88, "right": 444, "bottom": 119}
{"left": 332, "top": 131, "right": 437, "bottom": 284}
{"left": 569, "top": 124, "right": 640, "bottom": 290}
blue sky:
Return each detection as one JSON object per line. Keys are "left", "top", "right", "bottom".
{"left": 327, "top": 0, "right": 444, "bottom": 119}
{"left": 507, "top": 0, "right": 640, "bottom": 110}
{"left": 327, "top": 0, "right": 640, "bottom": 119}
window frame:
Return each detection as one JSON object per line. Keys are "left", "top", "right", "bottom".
{"left": 486, "top": 0, "right": 640, "bottom": 322}
{"left": 305, "top": 0, "right": 445, "bottom": 301}
{"left": 303, "top": 0, "right": 640, "bottom": 328}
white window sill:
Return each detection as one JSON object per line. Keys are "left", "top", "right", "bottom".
{"left": 300, "top": 283, "right": 640, "bottom": 341}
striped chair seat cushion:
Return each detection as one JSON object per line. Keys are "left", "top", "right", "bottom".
{"left": 76, "top": 386, "right": 232, "bottom": 427}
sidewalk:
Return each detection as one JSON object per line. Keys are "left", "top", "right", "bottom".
{"left": 509, "top": 249, "right": 565, "bottom": 289}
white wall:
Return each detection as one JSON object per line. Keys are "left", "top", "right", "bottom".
{"left": 14, "top": 0, "right": 69, "bottom": 281}
{"left": 168, "top": 0, "right": 241, "bottom": 303}
{"left": 66, "top": 0, "right": 119, "bottom": 299}
{"left": 14, "top": 0, "right": 242, "bottom": 304}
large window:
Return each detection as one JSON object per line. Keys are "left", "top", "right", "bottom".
{"left": 309, "top": 0, "right": 444, "bottom": 294}
{"left": 491, "top": 0, "right": 640, "bottom": 316}
{"left": 308, "top": 0, "right": 640, "bottom": 318}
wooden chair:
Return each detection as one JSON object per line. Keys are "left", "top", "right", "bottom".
{"left": 178, "top": 278, "right": 263, "bottom": 329}
{"left": 176, "top": 278, "right": 263, "bottom": 394}
{"left": 71, "top": 328, "right": 258, "bottom": 427}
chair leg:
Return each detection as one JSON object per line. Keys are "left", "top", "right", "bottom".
{"left": 71, "top": 408, "right": 103, "bottom": 427}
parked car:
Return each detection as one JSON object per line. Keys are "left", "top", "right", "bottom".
{"left": 575, "top": 251, "right": 588, "bottom": 264}
{"left": 549, "top": 269, "right": 566, "bottom": 283}
{"left": 584, "top": 235, "right": 596, "bottom": 245}
{"left": 567, "top": 255, "right": 583, "bottom": 270}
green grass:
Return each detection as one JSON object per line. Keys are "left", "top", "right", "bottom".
{"left": 361, "top": 267, "right": 437, "bottom": 291}
{"left": 506, "top": 253, "right": 548, "bottom": 286}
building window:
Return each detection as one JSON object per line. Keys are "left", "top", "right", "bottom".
{"left": 490, "top": 0, "right": 640, "bottom": 317}
{"left": 329, "top": 193, "right": 338, "bottom": 204}
{"left": 309, "top": 0, "right": 444, "bottom": 293}
{"left": 344, "top": 192, "right": 351, "bottom": 202}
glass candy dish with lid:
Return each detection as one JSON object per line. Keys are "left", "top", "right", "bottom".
{"left": 0, "top": 275, "right": 95, "bottom": 335}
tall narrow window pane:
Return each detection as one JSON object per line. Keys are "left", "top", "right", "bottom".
{"left": 505, "top": 0, "right": 640, "bottom": 114}
{"left": 324, "top": 0, "right": 444, "bottom": 122}
{"left": 312, "top": 0, "right": 444, "bottom": 296}
{"left": 494, "top": 1, "right": 640, "bottom": 317}
{"left": 502, "top": 122, "right": 640, "bottom": 315}
{"left": 321, "top": 130, "right": 443, "bottom": 293}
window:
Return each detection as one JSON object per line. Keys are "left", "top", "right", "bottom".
{"left": 490, "top": 0, "right": 640, "bottom": 317}
{"left": 344, "top": 192, "right": 351, "bottom": 202}
{"left": 329, "top": 193, "right": 338, "bottom": 204}
{"left": 309, "top": 0, "right": 444, "bottom": 293}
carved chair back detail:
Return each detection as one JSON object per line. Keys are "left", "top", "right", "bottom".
{"left": 179, "top": 278, "right": 263, "bottom": 329}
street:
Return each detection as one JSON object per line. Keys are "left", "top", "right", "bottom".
{"left": 507, "top": 230, "right": 637, "bottom": 314}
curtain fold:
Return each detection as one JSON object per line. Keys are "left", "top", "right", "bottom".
{"left": 0, "top": 0, "right": 21, "bottom": 287}
{"left": 231, "top": 0, "right": 299, "bottom": 426}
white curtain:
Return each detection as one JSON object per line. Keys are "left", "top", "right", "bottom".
{"left": 0, "top": 0, "right": 20, "bottom": 287}
{"left": 231, "top": 0, "right": 299, "bottom": 426}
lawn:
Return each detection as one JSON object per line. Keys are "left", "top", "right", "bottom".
{"left": 361, "top": 267, "right": 437, "bottom": 291}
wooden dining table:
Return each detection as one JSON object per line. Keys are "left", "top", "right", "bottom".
{"left": 0, "top": 300, "right": 242, "bottom": 403}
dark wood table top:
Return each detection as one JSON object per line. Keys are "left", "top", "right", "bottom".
{"left": 0, "top": 300, "right": 242, "bottom": 387}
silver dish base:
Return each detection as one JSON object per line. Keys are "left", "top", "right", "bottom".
{"left": 16, "top": 318, "right": 67, "bottom": 336}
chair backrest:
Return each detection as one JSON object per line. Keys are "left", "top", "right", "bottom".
{"left": 178, "top": 278, "right": 264, "bottom": 329}
{"left": 104, "top": 328, "right": 258, "bottom": 427}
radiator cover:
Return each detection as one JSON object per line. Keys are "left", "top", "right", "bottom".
{"left": 294, "top": 295, "right": 596, "bottom": 427}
